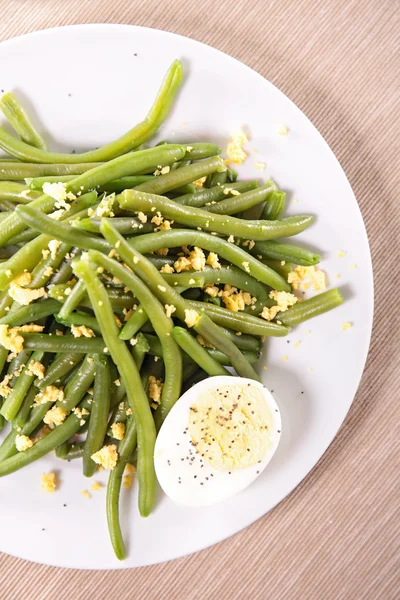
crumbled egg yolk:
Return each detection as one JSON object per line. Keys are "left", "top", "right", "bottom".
{"left": 95, "top": 195, "right": 115, "bottom": 217}
{"left": 184, "top": 309, "right": 200, "bottom": 328}
{"left": 188, "top": 383, "right": 273, "bottom": 470}
{"left": 33, "top": 385, "right": 64, "bottom": 406}
{"left": 0, "top": 373, "right": 13, "bottom": 398}
{"left": 123, "top": 463, "right": 136, "bottom": 488}
{"left": 41, "top": 472, "right": 57, "bottom": 493}
{"left": 154, "top": 247, "right": 169, "bottom": 256}
{"left": 174, "top": 247, "right": 206, "bottom": 272}
{"left": 71, "top": 324, "right": 95, "bottom": 338}
{"left": 42, "top": 181, "right": 67, "bottom": 203}
{"left": 206, "top": 252, "right": 221, "bottom": 270}
{"left": 91, "top": 445, "right": 118, "bottom": 470}
{"left": 26, "top": 360, "right": 45, "bottom": 379}
{"left": 48, "top": 239, "right": 61, "bottom": 260}
{"left": 342, "top": 322, "right": 352, "bottom": 330}
{"left": 164, "top": 304, "right": 176, "bottom": 318}
{"left": 277, "top": 125, "right": 289, "bottom": 136}
{"left": 43, "top": 406, "right": 68, "bottom": 428}
{"left": 8, "top": 272, "right": 46, "bottom": 306}
{"left": 220, "top": 285, "right": 255, "bottom": 312}
{"left": 254, "top": 162, "right": 266, "bottom": 171}
{"left": 260, "top": 290, "right": 298, "bottom": 321}
{"left": 226, "top": 128, "right": 248, "bottom": 165}
{"left": 287, "top": 265, "right": 326, "bottom": 292}
{"left": 193, "top": 176, "right": 207, "bottom": 187}
{"left": 90, "top": 481, "right": 103, "bottom": 492}
{"left": 0, "top": 325, "right": 25, "bottom": 354}
{"left": 149, "top": 375, "right": 163, "bottom": 406}
{"left": 137, "top": 211, "right": 147, "bottom": 223}
{"left": 15, "top": 434, "right": 34, "bottom": 452}
{"left": 204, "top": 284, "right": 219, "bottom": 297}
{"left": 160, "top": 263, "right": 174, "bottom": 274}
{"left": 111, "top": 422, "right": 126, "bottom": 440}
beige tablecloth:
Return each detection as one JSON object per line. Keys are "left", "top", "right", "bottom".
{"left": 0, "top": 1, "right": 399, "bottom": 598}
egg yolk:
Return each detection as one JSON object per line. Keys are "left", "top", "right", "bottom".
{"left": 188, "top": 383, "right": 273, "bottom": 470}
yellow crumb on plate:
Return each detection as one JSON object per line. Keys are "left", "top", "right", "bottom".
{"left": 41, "top": 472, "right": 58, "bottom": 493}
{"left": 81, "top": 490, "right": 91, "bottom": 499}
{"left": 338, "top": 250, "right": 346, "bottom": 258}
{"left": 342, "top": 322, "right": 352, "bottom": 331}
{"left": 90, "top": 481, "right": 103, "bottom": 492}
{"left": 293, "top": 340, "right": 302, "bottom": 348}
{"left": 277, "top": 125, "right": 289, "bottom": 136}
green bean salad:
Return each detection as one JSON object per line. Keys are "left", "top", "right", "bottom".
{"left": 0, "top": 60, "right": 343, "bottom": 559}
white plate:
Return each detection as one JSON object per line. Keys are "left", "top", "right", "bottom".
{"left": 0, "top": 24, "right": 373, "bottom": 569}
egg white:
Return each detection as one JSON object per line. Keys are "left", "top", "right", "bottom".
{"left": 154, "top": 376, "right": 282, "bottom": 507}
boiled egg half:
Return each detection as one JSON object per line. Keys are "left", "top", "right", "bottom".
{"left": 154, "top": 376, "right": 281, "bottom": 507}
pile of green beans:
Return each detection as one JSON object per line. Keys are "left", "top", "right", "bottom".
{"left": 0, "top": 59, "right": 344, "bottom": 561}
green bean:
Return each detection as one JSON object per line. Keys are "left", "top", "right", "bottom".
{"left": 6, "top": 351, "right": 31, "bottom": 383}
{"left": 0, "top": 399, "right": 52, "bottom": 462}
{"left": 134, "top": 156, "right": 226, "bottom": 195}
{"left": 72, "top": 258, "right": 156, "bottom": 518}
{"left": 263, "top": 259, "right": 293, "bottom": 278}
{"left": 57, "top": 279, "right": 86, "bottom": 319}
{"left": 184, "top": 143, "right": 221, "bottom": 160}
{"left": 119, "top": 189, "right": 314, "bottom": 242}
{"left": 129, "top": 229, "right": 290, "bottom": 291}
{"left": 172, "top": 327, "right": 229, "bottom": 376}
{"left": 0, "top": 182, "right": 41, "bottom": 203}
{"left": 107, "top": 401, "right": 128, "bottom": 437}
{"left": 0, "top": 199, "right": 18, "bottom": 211}
{"left": 107, "top": 416, "right": 137, "bottom": 560}
{"left": 48, "top": 258, "right": 74, "bottom": 286}
{"left": 28, "top": 242, "right": 72, "bottom": 288}
{"left": 0, "top": 145, "right": 185, "bottom": 248}
{"left": 56, "top": 441, "right": 85, "bottom": 460}
{"left": 0, "top": 299, "right": 60, "bottom": 327}
{"left": 26, "top": 174, "right": 155, "bottom": 192}
{"left": 57, "top": 355, "right": 97, "bottom": 412}
{"left": 278, "top": 288, "right": 344, "bottom": 326}
{"left": 195, "top": 314, "right": 260, "bottom": 380}
{"left": 187, "top": 300, "right": 290, "bottom": 336}
{"left": 0, "top": 191, "right": 97, "bottom": 289}
{"left": 0, "top": 396, "right": 92, "bottom": 476}
{"left": 206, "top": 170, "right": 227, "bottom": 188}
{"left": 260, "top": 190, "right": 286, "bottom": 220}
{"left": 0, "top": 350, "right": 44, "bottom": 421}
{"left": 50, "top": 282, "right": 135, "bottom": 311}
{"left": 251, "top": 240, "right": 321, "bottom": 266}
{"left": 0, "top": 60, "right": 183, "bottom": 164}
{"left": 131, "top": 333, "right": 150, "bottom": 370}
{"left": 0, "top": 162, "right": 103, "bottom": 181}
{"left": 162, "top": 265, "right": 271, "bottom": 302}
{"left": 13, "top": 384, "right": 39, "bottom": 429}
{"left": 54, "top": 311, "right": 102, "bottom": 335}
{"left": 100, "top": 221, "right": 259, "bottom": 381}
{"left": 0, "top": 92, "right": 48, "bottom": 150}
{"left": 36, "top": 352, "right": 82, "bottom": 390}
{"left": 174, "top": 181, "right": 258, "bottom": 208}
{"left": 218, "top": 327, "right": 261, "bottom": 352}
{"left": 205, "top": 182, "right": 276, "bottom": 215}
{"left": 83, "top": 355, "right": 111, "bottom": 477}
{"left": 182, "top": 368, "right": 208, "bottom": 392}
{"left": 16, "top": 205, "right": 113, "bottom": 253}
{"left": 75, "top": 216, "right": 153, "bottom": 235}
{"left": 55, "top": 440, "right": 69, "bottom": 459}
{"left": 208, "top": 349, "right": 259, "bottom": 365}
{"left": 119, "top": 306, "right": 149, "bottom": 340}
{"left": 21, "top": 333, "right": 108, "bottom": 354}
{"left": 88, "top": 250, "right": 183, "bottom": 423}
